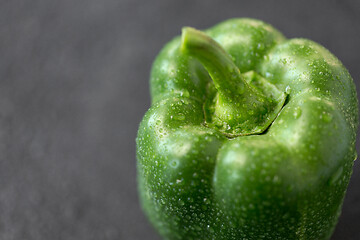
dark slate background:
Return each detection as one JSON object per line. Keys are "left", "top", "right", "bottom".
{"left": 1, "top": 0, "right": 359, "bottom": 239}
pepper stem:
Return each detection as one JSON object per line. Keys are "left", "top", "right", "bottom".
{"left": 181, "top": 27, "right": 246, "bottom": 97}
{"left": 181, "top": 27, "right": 286, "bottom": 137}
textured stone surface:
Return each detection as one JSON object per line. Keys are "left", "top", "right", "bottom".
{"left": 0, "top": 0, "right": 359, "bottom": 239}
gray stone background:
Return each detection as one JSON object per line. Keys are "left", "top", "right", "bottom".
{"left": 1, "top": 0, "right": 359, "bottom": 239}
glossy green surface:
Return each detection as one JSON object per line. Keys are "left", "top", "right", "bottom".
{"left": 136, "top": 18, "right": 358, "bottom": 240}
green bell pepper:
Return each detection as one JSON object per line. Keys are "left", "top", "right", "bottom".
{"left": 136, "top": 18, "right": 358, "bottom": 240}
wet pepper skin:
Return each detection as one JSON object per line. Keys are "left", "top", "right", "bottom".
{"left": 136, "top": 18, "right": 358, "bottom": 240}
